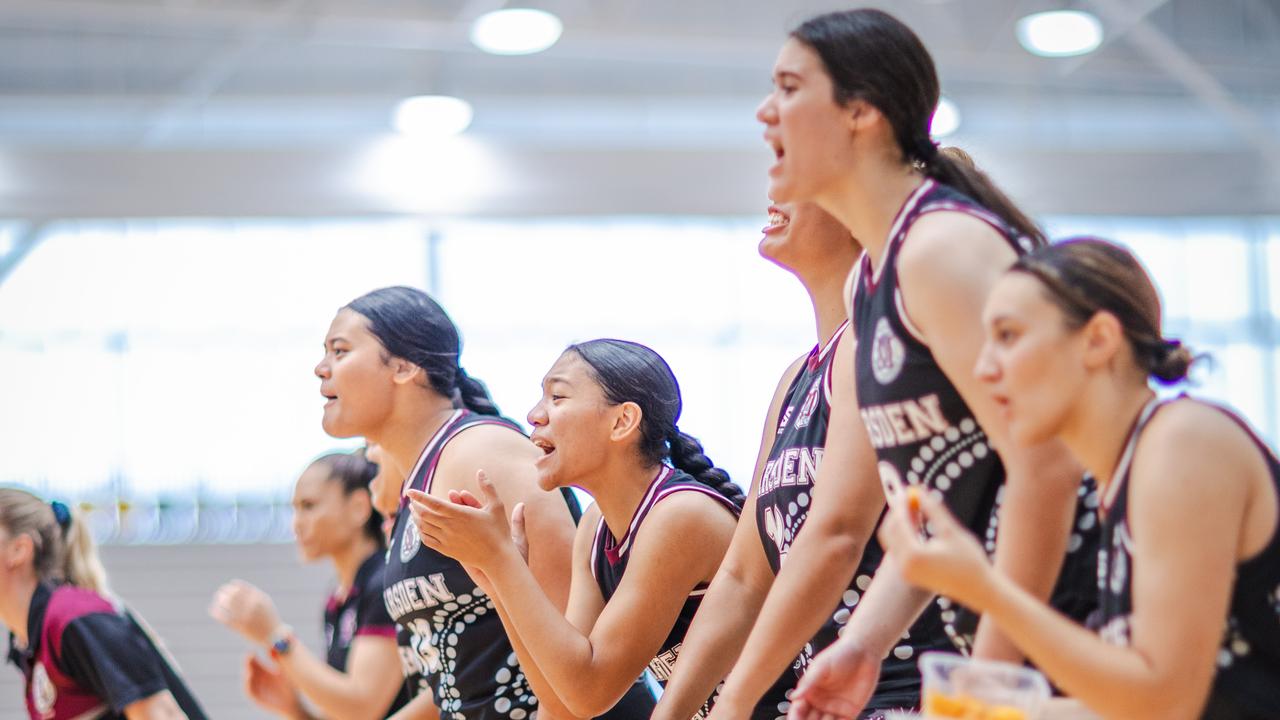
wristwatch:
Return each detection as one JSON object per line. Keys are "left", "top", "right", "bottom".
{"left": 268, "top": 625, "right": 295, "bottom": 659}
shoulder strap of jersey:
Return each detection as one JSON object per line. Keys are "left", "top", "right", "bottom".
{"left": 1102, "top": 397, "right": 1165, "bottom": 511}
{"left": 418, "top": 412, "right": 522, "bottom": 495}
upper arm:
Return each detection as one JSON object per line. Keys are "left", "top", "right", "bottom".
{"left": 123, "top": 691, "right": 186, "bottom": 720}
{"left": 344, "top": 635, "right": 408, "bottom": 716}
{"left": 435, "top": 425, "right": 577, "bottom": 611}
{"left": 1127, "top": 405, "right": 1256, "bottom": 689}
{"left": 61, "top": 614, "right": 169, "bottom": 713}
{"left": 798, "top": 333, "right": 883, "bottom": 539}
{"left": 584, "top": 494, "right": 737, "bottom": 679}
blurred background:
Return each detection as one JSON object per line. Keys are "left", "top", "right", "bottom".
{"left": 0, "top": 0, "right": 1277, "bottom": 716}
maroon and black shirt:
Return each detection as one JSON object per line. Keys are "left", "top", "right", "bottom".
{"left": 6, "top": 583, "right": 206, "bottom": 720}
{"left": 324, "top": 550, "right": 408, "bottom": 717}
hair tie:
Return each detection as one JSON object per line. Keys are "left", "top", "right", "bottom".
{"left": 49, "top": 500, "right": 72, "bottom": 533}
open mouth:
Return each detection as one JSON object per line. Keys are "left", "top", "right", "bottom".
{"left": 321, "top": 390, "right": 338, "bottom": 407}
{"left": 531, "top": 436, "right": 556, "bottom": 461}
{"left": 763, "top": 204, "right": 790, "bottom": 235}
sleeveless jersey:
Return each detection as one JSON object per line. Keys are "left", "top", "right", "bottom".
{"left": 324, "top": 550, "right": 408, "bottom": 717}
{"left": 754, "top": 321, "right": 900, "bottom": 713}
{"left": 851, "top": 179, "right": 1097, "bottom": 699}
{"left": 6, "top": 583, "right": 207, "bottom": 720}
{"left": 383, "top": 409, "right": 539, "bottom": 720}
{"left": 1096, "top": 398, "right": 1280, "bottom": 719}
{"left": 590, "top": 466, "right": 739, "bottom": 719}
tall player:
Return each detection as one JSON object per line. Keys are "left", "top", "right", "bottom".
{"left": 408, "top": 339, "right": 742, "bottom": 718}
{"left": 651, "top": 202, "right": 865, "bottom": 720}
{"left": 314, "top": 286, "right": 577, "bottom": 720}
{"left": 211, "top": 449, "right": 408, "bottom": 719}
{"left": 713, "top": 10, "right": 1092, "bottom": 718}
{"left": 877, "top": 238, "right": 1280, "bottom": 720}
{"left": 1, "top": 489, "right": 207, "bottom": 720}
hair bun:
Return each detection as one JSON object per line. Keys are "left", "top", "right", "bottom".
{"left": 1150, "top": 338, "right": 1194, "bottom": 384}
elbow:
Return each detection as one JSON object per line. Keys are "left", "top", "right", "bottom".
{"left": 559, "top": 685, "right": 626, "bottom": 719}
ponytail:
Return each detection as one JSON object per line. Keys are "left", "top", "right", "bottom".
{"left": 924, "top": 148, "right": 1046, "bottom": 247}
{"left": 0, "top": 488, "right": 109, "bottom": 594}
{"left": 455, "top": 367, "right": 502, "bottom": 417}
{"left": 61, "top": 506, "right": 109, "bottom": 594}
{"left": 668, "top": 431, "right": 744, "bottom": 509}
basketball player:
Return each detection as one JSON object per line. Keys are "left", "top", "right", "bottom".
{"left": 713, "top": 10, "right": 1092, "bottom": 718}
{"left": 651, "top": 202, "right": 864, "bottom": 720}
{"left": 408, "top": 339, "right": 741, "bottom": 719}
{"left": 874, "top": 237, "right": 1280, "bottom": 720}
{"left": 315, "top": 286, "right": 577, "bottom": 720}
{"left": 1, "top": 489, "right": 207, "bottom": 720}
{"left": 210, "top": 450, "right": 408, "bottom": 719}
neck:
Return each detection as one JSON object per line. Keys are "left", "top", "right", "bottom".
{"left": 0, "top": 574, "right": 38, "bottom": 647}
{"left": 331, "top": 535, "right": 379, "bottom": 595}
{"left": 796, "top": 258, "right": 856, "bottom": 347}
{"left": 585, "top": 457, "right": 665, "bottom": 543}
{"left": 1057, "top": 378, "right": 1156, "bottom": 491}
{"left": 816, "top": 159, "right": 923, "bottom": 272}
{"left": 369, "top": 393, "right": 458, "bottom": 495}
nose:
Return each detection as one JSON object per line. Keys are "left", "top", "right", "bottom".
{"left": 974, "top": 341, "right": 1001, "bottom": 385}
{"left": 315, "top": 356, "right": 329, "bottom": 379}
{"left": 527, "top": 399, "right": 547, "bottom": 428}
{"left": 756, "top": 91, "right": 777, "bottom": 125}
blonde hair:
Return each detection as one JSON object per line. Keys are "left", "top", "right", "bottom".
{"left": 0, "top": 488, "right": 109, "bottom": 594}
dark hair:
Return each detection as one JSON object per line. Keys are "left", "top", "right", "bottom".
{"left": 566, "top": 339, "right": 744, "bottom": 508}
{"left": 311, "top": 450, "right": 385, "bottom": 547}
{"left": 1011, "top": 237, "right": 1194, "bottom": 384}
{"left": 791, "top": 9, "right": 1044, "bottom": 245}
{"left": 345, "top": 286, "right": 500, "bottom": 416}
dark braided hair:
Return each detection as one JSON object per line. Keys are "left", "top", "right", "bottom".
{"left": 345, "top": 286, "right": 501, "bottom": 416}
{"left": 311, "top": 449, "right": 386, "bottom": 547}
{"left": 791, "top": 9, "right": 1044, "bottom": 246}
{"left": 567, "top": 339, "right": 745, "bottom": 508}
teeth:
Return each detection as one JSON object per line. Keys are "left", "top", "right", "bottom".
{"left": 768, "top": 212, "right": 788, "bottom": 226}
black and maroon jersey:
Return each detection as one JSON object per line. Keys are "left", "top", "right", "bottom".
{"left": 1095, "top": 398, "right": 1280, "bottom": 719}
{"left": 590, "top": 466, "right": 739, "bottom": 719}
{"left": 383, "top": 409, "right": 539, "bottom": 720}
{"left": 324, "top": 549, "right": 408, "bottom": 717}
{"left": 850, "top": 179, "right": 1096, "bottom": 706}
{"left": 6, "top": 583, "right": 206, "bottom": 720}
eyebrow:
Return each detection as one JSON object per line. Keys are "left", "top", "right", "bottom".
{"left": 773, "top": 70, "right": 802, "bottom": 83}
{"left": 326, "top": 335, "right": 350, "bottom": 347}
{"left": 543, "top": 375, "right": 573, "bottom": 387}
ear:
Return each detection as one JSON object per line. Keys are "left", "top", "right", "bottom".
{"left": 845, "top": 98, "right": 882, "bottom": 134}
{"left": 609, "top": 402, "right": 644, "bottom": 444}
{"left": 4, "top": 533, "right": 34, "bottom": 572}
{"left": 389, "top": 357, "right": 424, "bottom": 386}
{"left": 346, "top": 490, "right": 374, "bottom": 529}
{"left": 1081, "top": 311, "right": 1126, "bottom": 371}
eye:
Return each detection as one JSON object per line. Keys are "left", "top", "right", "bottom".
{"left": 333, "top": 347, "right": 348, "bottom": 358}
{"left": 550, "top": 394, "right": 565, "bottom": 402}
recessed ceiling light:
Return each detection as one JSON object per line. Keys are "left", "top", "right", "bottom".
{"left": 393, "top": 96, "right": 474, "bottom": 138}
{"left": 932, "top": 96, "right": 961, "bottom": 138}
{"left": 471, "top": 8, "right": 563, "bottom": 56}
{"left": 1016, "top": 10, "right": 1104, "bottom": 57}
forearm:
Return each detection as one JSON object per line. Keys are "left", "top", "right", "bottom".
{"left": 653, "top": 562, "right": 770, "bottom": 720}
{"left": 484, "top": 590, "right": 589, "bottom": 719}
{"left": 276, "top": 645, "right": 387, "bottom": 720}
{"left": 486, "top": 550, "right": 623, "bottom": 716}
{"left": 386, "top": 693, "right": 440, "bottom": 720}
{"left": 974, "top": 444, "right": 1081, "bottom": 661}
{"left": 976, "top": 571, "right": 1197, "bottom": 720}
{"left": 835, "top": 558, "right": 934, "bottom": 658}
{"left": 717, "top": 528, "right": 865, "bottom": 707}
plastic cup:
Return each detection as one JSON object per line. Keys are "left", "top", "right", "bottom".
{"left": 919, "top": 652, "right": 1051, "bottom": 719}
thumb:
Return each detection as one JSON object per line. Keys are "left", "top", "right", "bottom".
{"left": 510, "top": 503, "right": 529, "bottom": 562}
{"left": 476, "top": 470, "right": 500, "bottom": 505}
{"left": 915, "top": 488, "right": 961, "bottom": 535}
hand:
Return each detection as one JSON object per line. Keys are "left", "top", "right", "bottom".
{"left": 210, "top": 580, "right": 283, "bottom": 648}
{"left": 788, "top": 641, "right": 881, "bottom": 720}
{"left": 876, "top": 488, "right": 994, "bottom": 609}
{"left": 448, "top": 485, "right": 531, "bottom": 565}
{"left": 407, "top": 470, "right": 516, "bottom": 570}
{"left": 244, "top": 654, "right": 304, "bottom": 719}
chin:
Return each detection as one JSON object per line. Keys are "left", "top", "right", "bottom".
{"left": 320, "top": 413, "right": 360, "bottom": 439}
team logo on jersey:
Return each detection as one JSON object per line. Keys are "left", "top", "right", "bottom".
{"left": 795, "top": 379, "right": 821, "bottom": 429}
{"left": 776, "top": 405, "right": 794, "bottom": 434}
{"left": 339, "top": 608, "right": 358, "bottom": 646}
{"left": 871, "top": 317, "right": 905, "bottom": 385}
{"left": 31, "top": 661, "right": 55, "bottom": 717}
{"left": 400, "top": 519, "right": 423, "bottom": 562}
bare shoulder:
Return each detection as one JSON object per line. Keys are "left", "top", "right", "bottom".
{"left": 897, "top": 210, "right": 1018, "bottom": 287}
{"left": 435, "top": 421, "right": 539, "bottom": 493}
{"left": 1133, "top": 399, "right": 1265, "bottom": 491}
{"left": 639, "top": 489, "right": 738, "bottom": 548}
